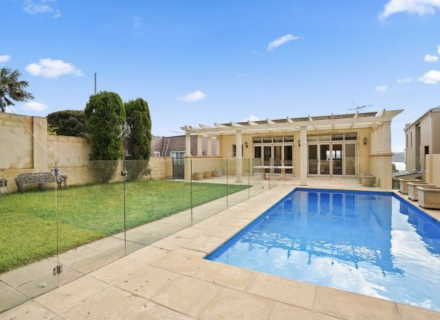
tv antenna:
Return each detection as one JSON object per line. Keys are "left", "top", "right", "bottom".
{"left": 349, "top": 100, "right": 372, "bottom": 111}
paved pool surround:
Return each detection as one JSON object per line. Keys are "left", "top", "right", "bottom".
{"left": 2, "top": 182, "right": 440, "bottom": 320}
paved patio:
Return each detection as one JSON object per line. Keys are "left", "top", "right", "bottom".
{"left": 2, "top": 178, "right": 440, "bottom": 319}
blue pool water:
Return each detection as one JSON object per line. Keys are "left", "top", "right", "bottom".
{"left": 207, "top": 189, "right": 440, "bottom": 311}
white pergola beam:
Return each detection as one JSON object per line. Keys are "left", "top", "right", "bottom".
{"left": 183, "top": 110, "right": 403, "bottom": 135}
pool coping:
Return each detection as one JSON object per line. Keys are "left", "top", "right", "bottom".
{"left": 2, "top": 185, "right": 440, "bottom": 320}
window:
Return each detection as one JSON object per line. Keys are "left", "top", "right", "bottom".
{"left": 344, "top": 133, "right": 357, "bottom": 140}
{"left": 332, "top": 134, "right": 344, "bottom": 141}
{"left": 406, "top": 134, "right": 408, "bottom": 148}
{"left": 411, "top": 132, "right": 413, "bottom": 147}
{"left": 273, "top": 136, "right": 283, "bottom": 143}
{"left": 252, "top": 137, "right": 262, "bottom": 143}
{"left": 202, "top": 151, "right": 206, "bottom": 156}
{"left": 232, "top": 145, "right": 244, "bottom": 158}
{"left": 170, "top": 151, "right": 185, "bottom": 159}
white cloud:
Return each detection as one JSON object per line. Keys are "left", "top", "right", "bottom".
{"left": 418, "top": 70, "right": 440, "bottom": 84}
{"left": 379, "top": 0, "right": 440, "bottom": 19}
{"left": 398, "top": 77, "right": 413, "bottom": 83}
{"left": 244, "top": 115, "right": 259, "bottom": 122}
{"left": 375, "top": 85, "right": 388, "bottom": 93}
{"left": 23, "top": 0, "right": 61, "bottom": 18}
{"left": 438, "top": 45, "right": 440, "bottom": 54}
{"left": 25, "top": 58, "right": 83, "bottom": 78}
{"left": 425, "top": 54, "right": 439, "bottom": 62}
{"left": 0, "top": 55, "right": 11, "bottom": 63}
{"left": 267, "top": 34, "right": 301, "bottom": 51}
{"left": 22, "top": 101, "right": 48, "bottom": 112}
{"left": 178, "top": 90, "right": 206, "bottom": 103}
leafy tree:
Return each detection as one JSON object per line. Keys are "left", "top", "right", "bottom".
{"left": 84, "top": 91, "right": 126, "bottom": 161}
{"left": 0, "top": 68, "right": 34, "bottom": 113}
{"left": 125, "top": 98, "right": 152, "bottom": 160}
{"left": 47, "top": 110, "right": 85, "bottom": 137}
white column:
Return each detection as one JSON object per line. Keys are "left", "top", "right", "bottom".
{"left": 207, "top": 136, "right": 212, "bottom": 156}
{"left": 216, "top": 137, "right": 221, "bottom": 156}
{"left": 236, "top": 130, "right": 243, "bottom": 183}
{"left": 376, "top": 125, "right": 383, "bottom": 153}
{"left": 370, "top": 128, "right": 376, "bottom": 154}
{"left": 381, "top": 121, "right": 392, "bottom": 153}
{"left": 300, "top": 126, "right": 308, "bottom": 186}
{"left": 197, "top": 135, "right": 203, "bottom": 156}
{"left": 185, "top": 133, "right": 191, "bottom": 157}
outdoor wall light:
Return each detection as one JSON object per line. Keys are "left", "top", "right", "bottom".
{"left": 363, "top": 137, "right": 368, "bottom": 145}
{"left": 244, "top": 141, "right": 249, "bottom": 148}
{"left": 298, "top": 140, "right": 301, "bottom": 147}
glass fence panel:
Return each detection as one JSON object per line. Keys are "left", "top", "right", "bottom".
{"left": 226, "top": 158, "right": 250, "bottom": 207}
{"left": 191, "top": 158, "right": 228, "bottom": 224}
{"left": 249, "top": 158, "right": 265, "bottom": 197}
{"left": 0, "top": 140, "right": 59, "bottom": 313}
{"left": 268, "top": 158, "right": 279, "bottom": 189}
{"left": 123, "top": 159, "right": 191, "bottom": 255}
{"left": 58, "top": 160, "right": 125, "bottom": 284}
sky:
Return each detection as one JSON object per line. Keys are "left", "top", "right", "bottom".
{"left": 1, "top": 0, "right": 440, "bottom": 152}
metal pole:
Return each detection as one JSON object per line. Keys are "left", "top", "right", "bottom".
{"left": 94, "top": 73, "right": 97, "bottom": 95}
{"left": 226, "top": 159, "right": 229, "bottom": 208}
{"left": 190, "top": 159, "right": 193, "bottom": 225}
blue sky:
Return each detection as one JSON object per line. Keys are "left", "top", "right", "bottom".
{"left": 1, "top": 0, "right": 440, "bottom": 152}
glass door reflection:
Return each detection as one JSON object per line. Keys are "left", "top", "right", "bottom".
{"left": 320, "top": 144, "right": 330, "bottom": 175}
{"left": 332, "top": 144, "right": 343, "bottom": 175}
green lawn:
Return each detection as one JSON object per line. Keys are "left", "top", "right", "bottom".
{"left": 0, "top": 180, "right": 248, "bottom": 273}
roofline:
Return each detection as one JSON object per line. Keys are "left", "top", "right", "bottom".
{"left": 182, "top": 109, "right": 404, "bottom": 135}
{"left": 404, "top": 106, "right": 440, "bottom": 131}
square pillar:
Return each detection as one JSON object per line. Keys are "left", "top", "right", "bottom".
{"left": 381, "top": 121, "right": 392, "bottom": 154}
{"left": 185, "top": 133, "right": 191, "bottom": 156}
{"left": 207, "top": 136, "right": 212, "bottom": 156}
{"left": 300, "top": 126, "right": 308, "bottom": 186}
{"left": 197, "top": 135, "right": 203, "bottom": 156}
{"left": 236, "top": 130, "right": 242, "bottom": 183}
{"left": 216, "top": 137, "right": 221, "bottom": 156}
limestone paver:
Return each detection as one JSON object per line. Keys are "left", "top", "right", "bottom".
{"left": 116, "top": 265, "right": 181, "bottom": 299}
{"left": 150, "top": 250, "right": 206, "bottom": 276}
{"left": 247, "top": 272, "right": 318, "bottom": 310}
{"left": 0, "top": 301, "right": 59, "bottom": 320}
{"left": 200, "top": 288, "right": 274, "bottom": 320}
{"left": 269, "top": 302, "right": 338, "bottom": 320}
{"left": 397, "top": 303, "right": 440, "bottom": 320}
{"left": 194, "top": 262, "right": 256, "bottom": 291}
{"left": 174, "top": 247, "right": 207, "bottom": 258}
{"left": 314, "top": 286, "right": 401, "bottom": 320}
{"left": 90, "top": 246, "right": 168, "bottom": 284}
{"left": 62, "top": 286, "right": 147, "bottom": 320}
{"left": 151, "top": 235, "right": 193, "bottom": 251}
{"left": 34, "top": 276, "right": 108, "bottom": 314}
{"left": 122, "top": 300, "right": 195, "bottom": 320}
{"left": 182, "top": 236, "right": 225, "bottom": 253}
{"left": 151, "top": 276, "right": 220, "bottom": 318}
{"left": 173, "top": 227, "right": 207, "bottom": 239}
{"left": 0, "top": 287, "right": 27, "bottom": 316}
{"left": 202, "top": 225, "right": 242, "bottom": 239}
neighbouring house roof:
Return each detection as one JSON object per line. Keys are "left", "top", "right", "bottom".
{"left": 182, "top": 109, "right": 403, "bottom": 136}
{"left": 404, "top": 106, "right": 440, "bottom": 131}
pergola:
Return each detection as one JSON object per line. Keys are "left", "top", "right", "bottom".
{"left": 181, "top": 109, "right": 403, "bottom": 184}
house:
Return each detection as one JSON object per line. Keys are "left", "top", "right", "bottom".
{"left": 181, "top": 109, "right": 403, "bottom": 189}
{"left": 152, "top": 135, "right": 219, "bottom": 159}
{"left": 404, "top": 107, "right": 440, "bottom": 184}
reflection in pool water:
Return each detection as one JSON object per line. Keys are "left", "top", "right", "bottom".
{"left": 207, "top": 189, "right": 440, "bottom": 311}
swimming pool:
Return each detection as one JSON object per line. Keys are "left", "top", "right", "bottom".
{"left": 207, "top": 188, "right": 440, "bottom": 311}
